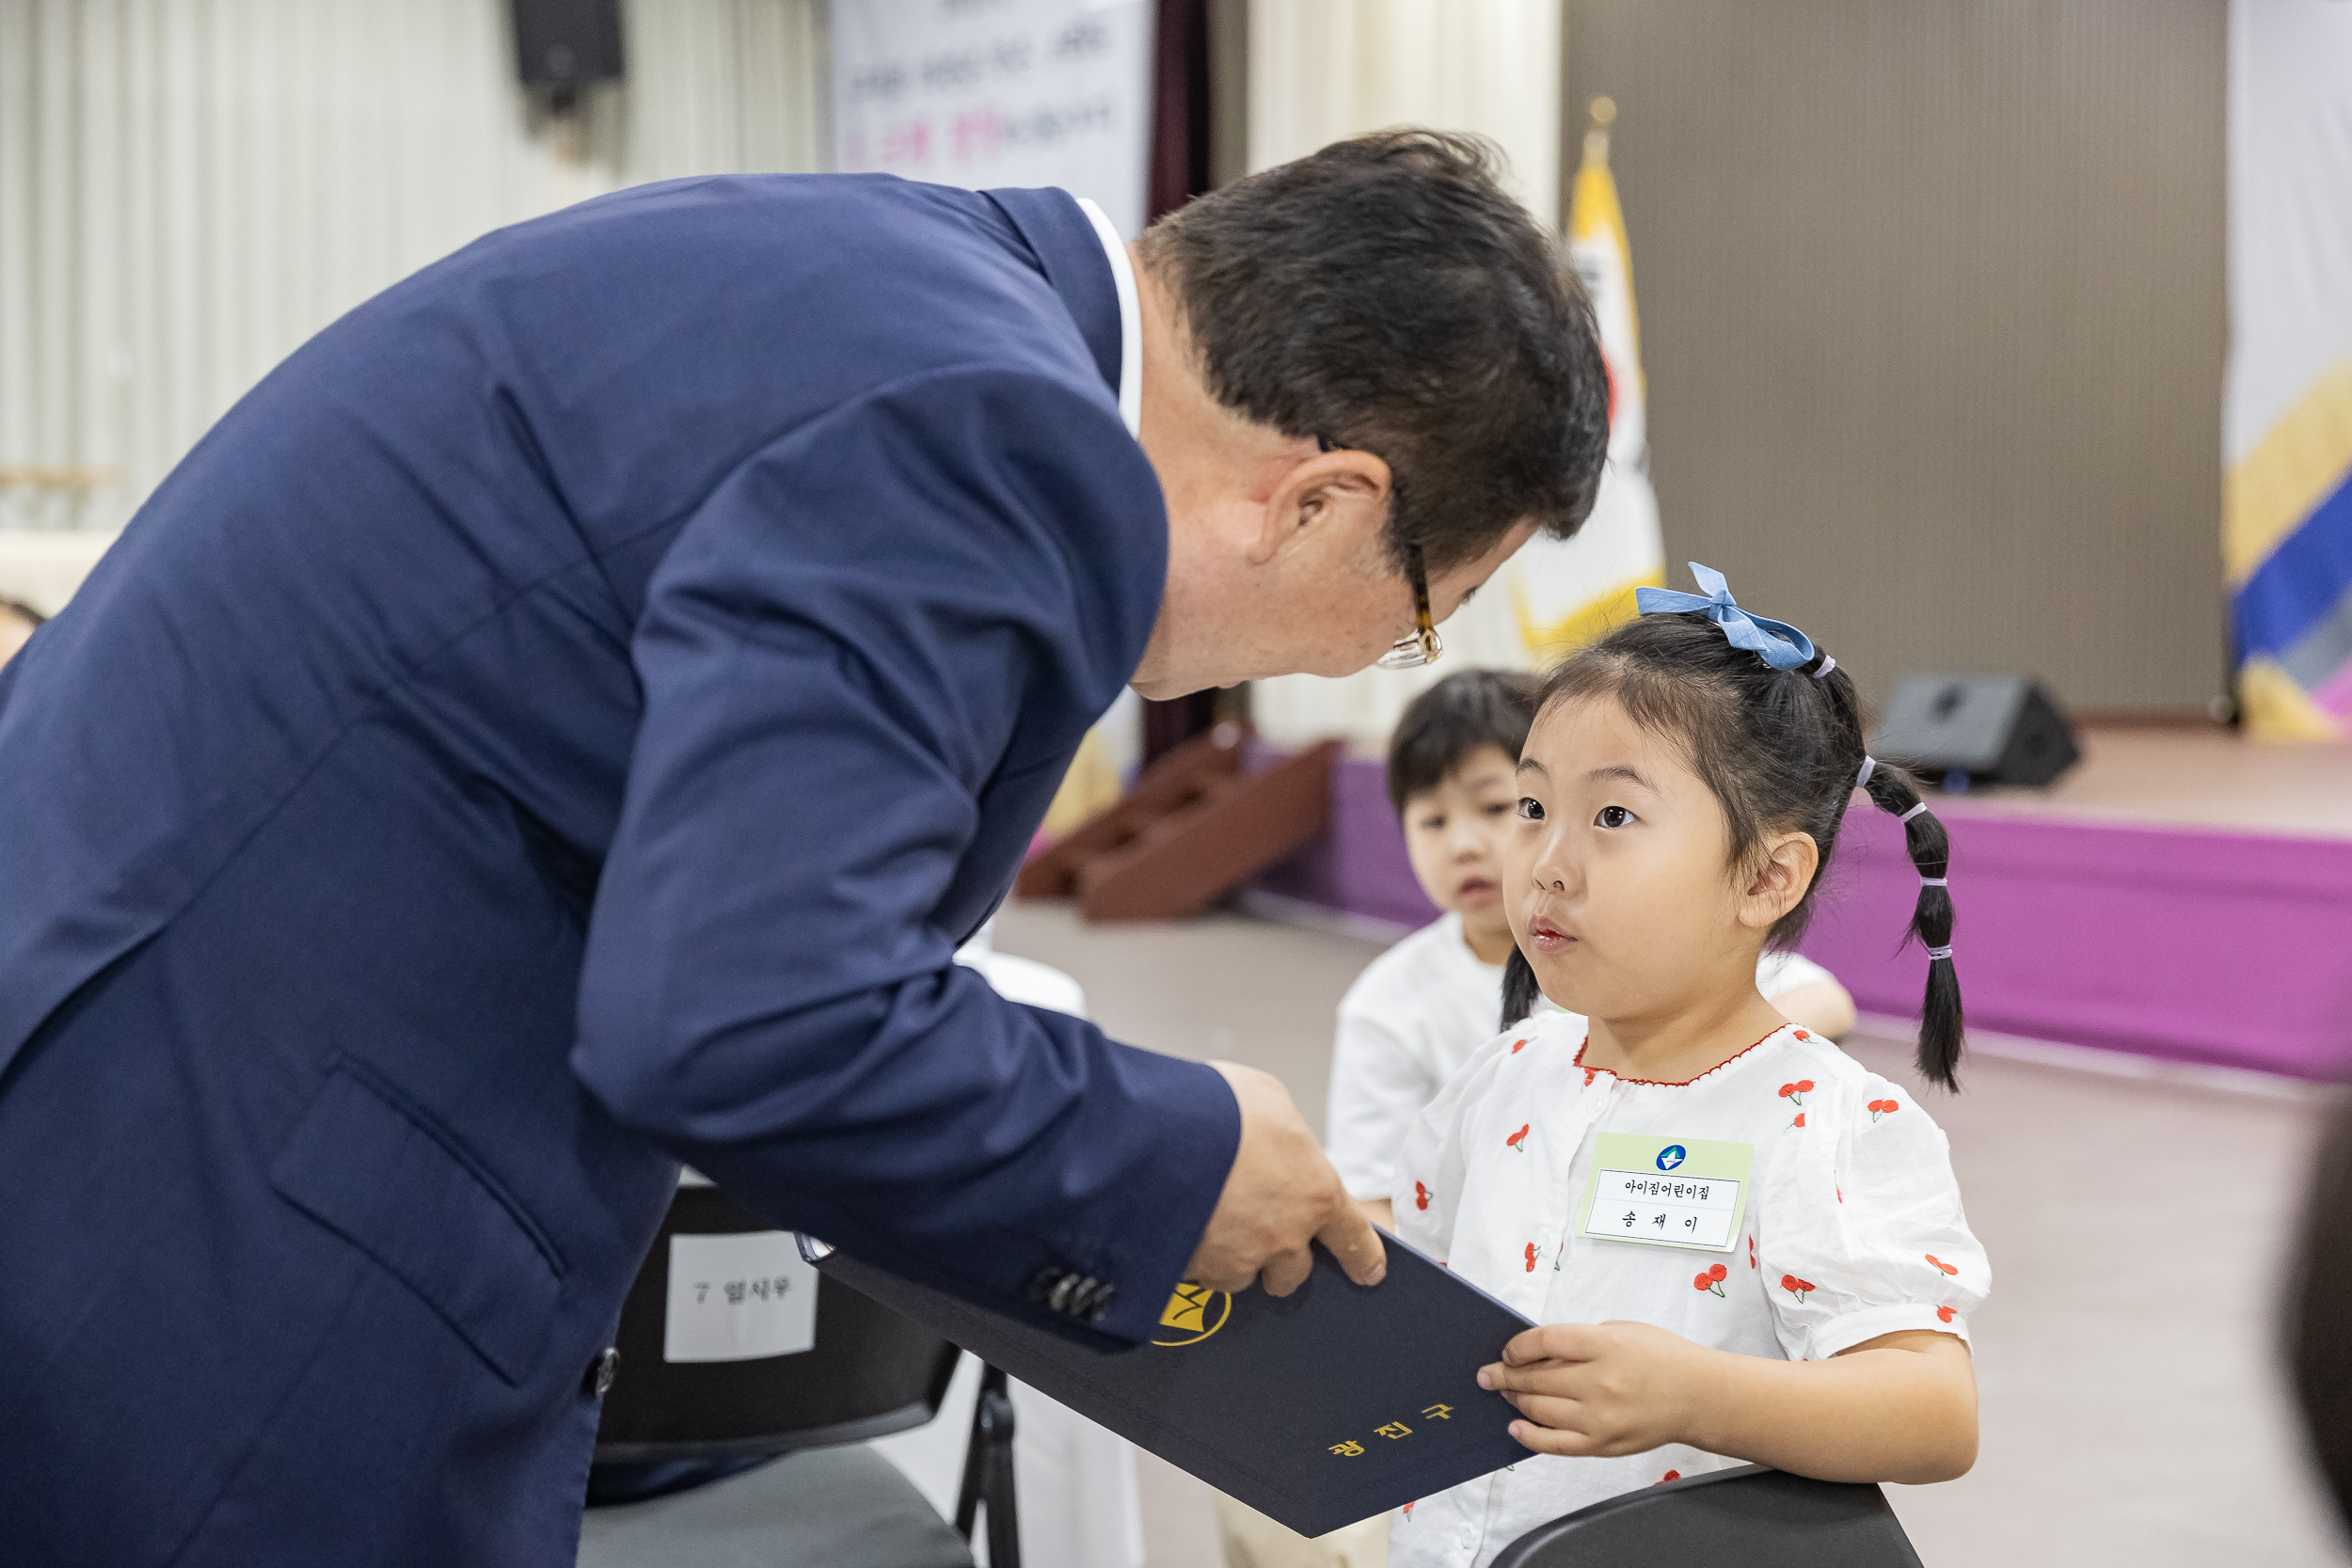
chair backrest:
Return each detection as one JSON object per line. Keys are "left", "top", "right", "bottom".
{"left": 594, "top": 1182, "right": 962, "bottom": 1464}
{"left": 1488, "top": 1465, "right": 1924, "bottom": 1568}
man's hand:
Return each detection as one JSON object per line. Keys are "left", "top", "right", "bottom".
{"left": 1184, "top": 1061, "right": 1387, "bottom": 1296}
{"left": 1477, "top": 1321, "right": 1708, "bottom": 1458}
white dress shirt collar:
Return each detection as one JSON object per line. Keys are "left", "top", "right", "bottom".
{"left": 1073, "top": 197, "right": 1142, "bottom": 438}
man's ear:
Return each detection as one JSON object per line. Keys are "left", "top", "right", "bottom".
{"left": 1741, "top": 832, "right": 1820, "bottom": 928}
{"left": 1250, "top": 449, "right": 1393, "bottom": 566}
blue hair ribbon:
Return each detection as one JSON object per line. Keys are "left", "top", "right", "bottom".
{"left": 1634, "top": 562, "right": 1817, "bottom": 672}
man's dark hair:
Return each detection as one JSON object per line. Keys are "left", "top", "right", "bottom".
{"left": 1136, "top": 130, "right": 1611, "bottom": 574}
{"left": 1386, "top": 669, "right": 1543, "bottom": 816}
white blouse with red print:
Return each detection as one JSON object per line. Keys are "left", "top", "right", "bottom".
{"left": 1387, "top": 1014, "right": 1988, "bottom": 1568}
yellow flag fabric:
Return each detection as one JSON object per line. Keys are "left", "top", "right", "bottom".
{"left": 1504, "top": 120, "right": 1666, "bottom": 664}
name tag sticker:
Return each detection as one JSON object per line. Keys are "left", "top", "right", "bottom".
{"left": 1577, "top": 1133, "right": 1754, "bottom": 1253}
{"left": 664, "top": 1230, "right": 820, "bottom": 1363}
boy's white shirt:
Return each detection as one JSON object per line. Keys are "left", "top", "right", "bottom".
{"left": 1325, "top": 911, "right": 1836, "bottom": 1200}
{"left": 1386, "top": 1013, "right": 1987, "bottom": 1568}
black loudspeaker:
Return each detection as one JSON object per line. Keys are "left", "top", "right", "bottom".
{"left": 512, "top": 0, "right": 625, "bottom": 101}
{"left": 1869, "top": 674, "right": 2080, "bottom": 789}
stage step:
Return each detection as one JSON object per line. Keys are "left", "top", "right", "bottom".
{"left": 1017, "top": 725, "right": 1339, "bottom": 922}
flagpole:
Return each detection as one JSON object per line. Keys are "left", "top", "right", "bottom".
{"left": 1584, "top": 95, "right": 1614, "bottom": 169}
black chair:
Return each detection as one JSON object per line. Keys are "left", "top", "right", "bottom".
{"left": 579, "top": 1180, "right": 1019, "bottom": 1568}
{"left": 1490, "top": 1465, "right": 1925, "bottom": 1568}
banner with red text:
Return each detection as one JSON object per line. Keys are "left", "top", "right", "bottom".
{"left": 833, "top": 0, "right": 1157, "bottom": 238}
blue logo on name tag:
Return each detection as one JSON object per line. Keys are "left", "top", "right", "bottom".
{"left": 1656, "top": 1145, "right": 1687, "bottom": 1171}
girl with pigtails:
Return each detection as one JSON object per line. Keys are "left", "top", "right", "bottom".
{"left": 1390, "top": 567, "right": 1984, "bottom": 1567}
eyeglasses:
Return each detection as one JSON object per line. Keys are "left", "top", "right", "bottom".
{"left": 1375, "top": 543, "right": 1442, "bottom": 670}
{"left": 1319, "top": 434, "right": 1442, "bottom": 671}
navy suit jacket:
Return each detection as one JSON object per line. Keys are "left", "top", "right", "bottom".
{"left": 0, "top": 176, "right": 1237, "bottom": 1566}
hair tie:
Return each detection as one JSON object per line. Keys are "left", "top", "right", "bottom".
{"left": 1899, "top": 801, "right": 1928, "bottom": 822}
{"left": 1925, "top": 944, "right": 1954, "bottom": 961}
{"left": 1856, "top": 755, "right": 1877, "bottom": 787}
{"left": 1635, "top": 562, "right": 1817, "bottom": 672}
{"left": 1919, "top": 877, "right": 1947, "bottom": 888}
{"left": 1812, "top": 655, "right": 1836, "bottom": 679}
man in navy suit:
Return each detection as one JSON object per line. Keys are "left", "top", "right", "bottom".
{"left": 0, "top": 132, "right": 1606, "bottom": 1564}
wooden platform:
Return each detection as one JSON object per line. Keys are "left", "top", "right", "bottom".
{"left": 1249, "top": 723, "right": 2352, "bottom": 1080}
{"left": 1936, "top": 724, "right": 2352, "bottom": 839}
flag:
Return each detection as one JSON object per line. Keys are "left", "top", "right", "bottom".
{"left": 2226, "top": 0, "right": 2352, "bottom": 739}
{"left": 1505, "top": 98, "right": 1665, "bottom": 664}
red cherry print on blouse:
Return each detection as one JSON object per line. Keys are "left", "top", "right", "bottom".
{"left": 1927, "top": 1253, "right": 1959, "bottom": 1276}
{"left": 1793, "top": 1029, "right": 1812, "bottom": 1041}
{"left": 1402, "top": 1501, "right": 1415, "bottom": 1518}
{"left": 1708, "top": 1262, "right": 1727, "bottom": 1282}
{"left": 1796, "top": 1079, "right": 1814, "bottom": 1093}
{"left": 1777, "top": 1084, "right": 1796, "bottom": 1099}
{"left": 1506, "top": 1124, "right": 1530, "bottom": 1152}
{"left": 1511, "top": 1037, "right": 1528, "bottom": 1054}
{"left": 1780, "top": 1273, "right": 1799, "bottom": 1291}
{"left": 1523, "top": 1243, "right": 1537, "bottom": 1272}
{"left": 1792, "top": 1112, "right": 1805, "bottom": 1128}
{"left": 1415, "top": 1180, "right": 1431, "bottom": 1212}
{"left": 1937, "top": 1306, "right": 1956, "bottom": 1323}
{"left": 1660, "top": 1470, "right": 1682, "bottom": 1483}
{"left": 1692, "top": 1271, "right": 1712, "bottom": 1291}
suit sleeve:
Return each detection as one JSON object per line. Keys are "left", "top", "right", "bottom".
{"left": 572, "top": 367, "right": 1238, "bottom": 1345}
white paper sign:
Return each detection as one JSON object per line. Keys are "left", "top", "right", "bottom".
{"left": 1581, "top": 1168, "right": 1744, "bottom": 1251}
{"left": 831, "top": 0, "right": 1157, "bottom": 238}
{"left": 663, "top": 1231, "right": 819, "bottom": 1363}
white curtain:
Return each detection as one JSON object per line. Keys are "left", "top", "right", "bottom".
{"left": 0, "top": 0, "right": 828, "bottom": 537}
{"left": 1248, "top": 0, "right": 1560, "bottom": 228}
{"left": 1243, "top": 0, "right": 1565, "bottom": 749}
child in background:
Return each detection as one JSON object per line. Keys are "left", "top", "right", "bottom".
{"left": 1390, "top": 570, "right": 1983, "bottom": 1567}
{"left": 1327, "top": 671, "right": 1855, "bottom": 1227}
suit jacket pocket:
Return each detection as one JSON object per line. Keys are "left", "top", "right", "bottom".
{"left": 270, "top": 1060, "right": 564, "bottom": 1385}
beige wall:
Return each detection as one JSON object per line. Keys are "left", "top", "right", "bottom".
{"left": 1563, "top": 0, "right": 2228, "bottom": 716}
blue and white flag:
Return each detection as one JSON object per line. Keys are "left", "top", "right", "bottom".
{"left": 2226, "top": 0, "right": 2352, "bottom": 738}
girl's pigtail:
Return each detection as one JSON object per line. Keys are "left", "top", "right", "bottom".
{"left": 1859, "top": 755, "right": 1964, "bottom": 1087}
{"left": 1501, "top": 945, "right": 1543, "bottom": 1034}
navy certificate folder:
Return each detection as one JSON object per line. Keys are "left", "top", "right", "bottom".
{"left": 802, "top": 1231, "right": 1535, "bottom": 1535}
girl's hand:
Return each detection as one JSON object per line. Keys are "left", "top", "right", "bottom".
{"left": 1477, "top": 1321, "right": 1711, "bottom": 1457}
{"left": 1479, "top": 1323, "right": 1979, "bottom": 1482}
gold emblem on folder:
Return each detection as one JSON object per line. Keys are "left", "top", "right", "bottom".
{"left": 1151, "top": 1281, "right": 1232, "bottom": 1346}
